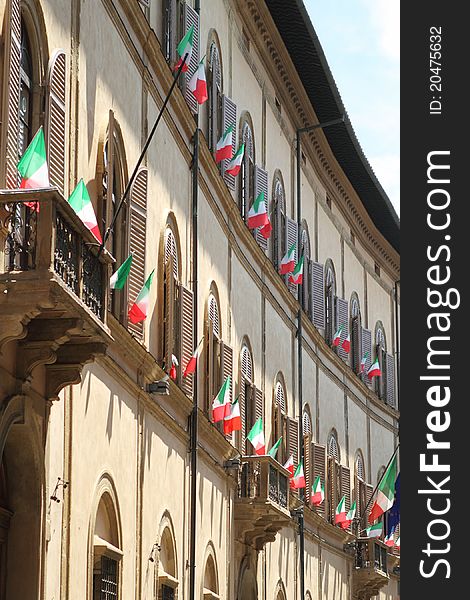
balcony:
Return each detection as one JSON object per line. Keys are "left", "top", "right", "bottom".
{"left": 234, "top": 456, "right": 292, "bottom": 550}
{"left": 352, "top": 538, "right": 390, "bottom": 600}
{"left": 0, "top": 188, "right": 113, "bottom": 399}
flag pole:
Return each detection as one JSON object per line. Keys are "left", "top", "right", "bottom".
{"left": 360, "top": 443, "right": 400, "bottom": 521}
{"left": 96, "top": 52, "right": 189, "bottom": 259}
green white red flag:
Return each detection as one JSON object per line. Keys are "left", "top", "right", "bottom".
{"left": 332, "top": 324, "right": 344, "bottom": 347}
{"left": 291, "top": 463, "right": 306, "bottom": 489}
{"left": 212, "top": 376, "right": 231, "bottom": 422}
{"left": 247, "top": 191, "right": 269, "bottom": 230}
{"left": 340, "top": 501, "right": 357, "bottom": 529}
{"left": 215, "top": 126, "right": 233, "bottom": 163}
{"left": 169, "top": 355, "right": 178, "bottom": 381}
{"left": 174, "top": 25, "right": 194, "bottom": 72}
{"left": 360, "top": 351, "right": 369, "bottom": 373}
{"left": 188, "top": 57, "right": 208, "bottom": 105}
{"left": 288, "top": 255, "right": 304, "bottom": 285}
{"left": 110, "top": 254, "right": 133, "bottom": 289}
{"left": 384, "top": 532, "right": 395, "bottom": 547}
{"left": 267, "top": 437, "right": 282, "bottom": 459}
{"left": 335, "top": 495, "right": 348, "bottom": 524}
{"left": 283, "top": 454, "right": 294, "bottom": 477}
{"left": 280, "top": 243, "right": 296, "bottom": 274}
{"left": 259, "top": 218, "right": 272, "bottom": 239}
{"left": 365, "top": 522, "right": 383, "bottom": 538}
{"left": 17, "top": 126, "right": 50, "bottom": 211}
{"left": 225, "top": 144, "right": 244, "bottom": 176}
{"left": 183, "top": 348, "right": 199, "bottom": 378}
{"left": 342, "top": 333, "right": 351, "bottom": 353}
{"left": 369, "top": 454, "right": 398, "bottom": 523}
{"left": 311, "top": 475, "right": 325, "bottom": 506}
{"left": 367, "top": 357, "right": 382, "bottom": 380}
{"left": 128, "top": 270, "right": 155, "bottom": 324}
{"left": 247, "top": 418, "right": 266, "bottom": 455}
{"left": 223, "top": 396, "right": 241, "bottom": 434}
{"left": 68, "top": 179, "right": 102, "bottom": 242}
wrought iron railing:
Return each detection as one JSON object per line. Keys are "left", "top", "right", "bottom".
{"left": 1, "top": 189, "right": 109, "bottom": 320}
{"left": 355, "top": 538, "right": 389, "bottom": 575}
{"left": 238, "top": 456, "right": 290, "bottom": 510}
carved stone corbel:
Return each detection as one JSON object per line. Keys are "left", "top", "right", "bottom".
{"left": 45, "top": 364, "right": 82, "bottom": 401}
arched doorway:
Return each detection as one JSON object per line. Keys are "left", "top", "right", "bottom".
{"left": 237, "top": 560, "right": 257, "bottom": 600}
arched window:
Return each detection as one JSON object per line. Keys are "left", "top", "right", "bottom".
{"left": 325, "top": 261, "right": 336, "bottom": 345}
{"left": 354, "top": 451, "right": 367, "bottom": 529}
{"left": 92, "top": 492, "right": 122, "bottom": 599}
{"left": 157, "top": 526, "right": 178, "bottom": 599}
{"left": 327, "top": 430, "right": 341, "bottom": 523}
{"left": 351, "top": 294, "right": 362, "bottom": 373}
{"left": 162, "top": 226, "right": 180, "bottom": 368}
{"left": 272, "top": 176, "right": 286, "bottom": 270}
{"left": 272, "top": 377, "right": 288, "bottom": 464}
{"left": 239, "top": 342, "right": 256, "bottom": 453}
{"left": 208, "top": 40, "right": 222, "bottom": 152}
{"left": 302, "top": 406, "right": 313, "bottom": 501}
{"left": 206, "top": 290, "right": 222, "bottom": 412}
{"left": 300, "top": 223, "right": 311, "bottom": 312}
{"left": 202, "top": 550, "right": 219, "bottom": 599}
{"left": 19, "top": 20, "right": 33, "bottom": 158}
{"left": 375, "top": 323, "right": 386, "bottom": 400}
{"left": 239, "top": 118, "right": 255, "bottom": 222}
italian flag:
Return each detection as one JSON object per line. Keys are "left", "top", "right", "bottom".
{"left": 369, "top": 454, "right": 398, "bottom": 523}
{"left": 360, "top": 352, "right": 369, "bottom": 374}
{"left": 215, "top": 126, "right": 233, "bottom": 163}
{"left": 247, "top": 418, "right": 265, "bottom": 455}
{"left": 267, "top": 437, "right": 282, "bottom": 459}
{"left": 365, "top": 522, "right": 383, "bottom": 538}
{"left": 342, "top": 334, "right": 351, "bottom": 353}
{"left": 280, "top": 243, "right": 296, "bottom": 275}
{"left": 384, "top": 531, "right": 395, "bottom": 547}
{"left": 289, "top": 256, "right": 304, "bottom": 285}
{"left": 225, "top": 144, "right": 244, "bottom": 176}
{"left": 335, "top": 495, "right": 348, "bottom": 524}
{"left": 212, "top": 376, "right": 231, "bottom": 423}
{"left": 183, "top": 347, "right": 199, "bottom": 378}
{"left": 169, "top": 355, "right": 178, "bottom": 381}
{"left": 283, "top": 454, "right": 294, "bottom": 477}
{"left": 68, "top": 179, "right": 102, "bottom": 243}
{"left": 18, "top": 127, "right": 50, "bottom": 211}
{"left": 188, "top": 57, "right": 208, "bottom": 105}
{"left": 128, "top": 270, "right": 155, "bottom": 324}
{"left": 223, "top": 396, "right": 241, "bottom": 434}
{"left": 259, "top": 218, "right": 272, "bottom": 240}
{"left": 332, "top": 324, "right": 344, "bottom": 347}
{"left": 340, "top": 501, "right": 357, "bottom": 529}
{"left": 174, "top": 25, "right": 194, "bottom": 72}
{"left": 291, "top": 463, "right": 306, "bottom": 489}
{"left": 367, "top": 357, "right": 382, "bottom": 380}
{"left": 311, "top": 475, "right": 325, "bottom": 506}
{"left": 110, "top": 254, "right": 133, "bottom": 290}
{"left": 247, "top": 191, "right": 269, "bottom": 230}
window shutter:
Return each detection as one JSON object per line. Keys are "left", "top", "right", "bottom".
{"left": 46, "top": 50, "right": 67, "bottom": 194}
{"left": 357, "top": 479, "right": 367, "bottom": 526}
{"left": 253, "top": 165, "right": 269, "bottom": 253}
{"left": 182, "top": 3, "right": 200, "bottom": 114}
{"left": 312, "top": 443, "right": 327, "bottom": 518}
{"left": 385, "top": 353, "right": 396, "bottom": 408}
{"left": 327, "top": 457, "right": 337, "bottom": 522}
{"left": 205, "top": 319, "right": 214, "bottom": 413}
{"left": 162, "top": 0, "right": 177, "bottom": 63}
{"left": 254, "top": 386, "right": 264, "bottom": 423}
{"left": 364, "top": 483, "right": 374, "bottom": 529}
{"left": 309, "top": 261, "right": 325, "bottom": 329}
{"left": 208, "top": 44, "right": 221, "bottom": 152}
{"left": 352, "top": 316, "right": 362, "bottom": 373}
{"left": 335, "top": 297, "right": 349, "bottom": 362}
{"left": 340, "top": 465, "right": 351, "bottom": 525}
{"left": 220, "top": 342, "right": 233, "bottom": 403}
{"left": 127, "top": 168, "right": 148, "bottom": 339}
{"left": 164, "top": 260, "right": 176, "bottom": 368}
{"left": 221, "top": 95, "right": 237, "bottom": 190}
{"left": 239, "top": 377, "right": 247, "bottom": 454}
{"left": 287, "top": 417, "right": 299, "bottom": 466}
{"left": 179, "top": 284, "right": 194, "bottom": 397}
{"left": 104, "top": 110, "right": 115, "bottom": 239}
{"left": 361, "top": 328, "right": 372, "bottom": 387}
{"left": 2, "top": 0, "right": 21, "bottom": 188}
{"left": 303, "top": 435, "right": 312, "bottom": 502}
{"left": 285, "top": 217, "right": 298, "bottom": 298}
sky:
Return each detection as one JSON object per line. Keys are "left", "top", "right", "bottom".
{"left": 304, "top": 0, "right": 400, "bottom": 217}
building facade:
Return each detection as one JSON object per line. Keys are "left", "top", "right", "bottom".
{"left": 0, "top": 1, "right": 400, "bottom": 599}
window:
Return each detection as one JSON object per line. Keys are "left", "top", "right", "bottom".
{"left": 325, "top": 261, "right": 336, "bottom": 345}
{"left": 272, "top": 378, "right": 288, "bottom": 464}
{"left": 302, "top": 407, "right": 312, "bottom": 502}
{"left": 206, "top": 292, "right": 222, "bottom": 411}
{"left": 162, "top": 227, "right": 180, "bottom": 368}
{"left": 162, "top": 0, "right": 183, "bottom": 63}
{"left": 239, "top": 342, "right": 262, "bottom": 454}
{"left": 92, "top": 492, "right": 122, "bottom": 600}
{"left": 239, "top": 119, "right": 255, "bottom": 222}
{"left": 300, "top": 223, "right": 311, "bottom": 312}
{"left": 327, "top": 430, "right": 341, "bottom": 523}
{"left": 157, "top": 526, "right": 178, "bottom": 599}
{"left": 375, "top": 324, "right": 386, "bottom": 400}
{"left": 350, "top": 295, "right": 362, "bottom": 373}
{"left": 272, "top": 176, "right": 286, "bottom": 270}
{"left": 355, "top": 451, "right": 367, "bottom": 530}
{"left": 19, "top": 21, "right": 33, "bottom": 159}
{"left": 208, "top": 41, "right": 222, "bottom": 153}
{"left": 202, "top": 551, "right": 219, "bottom": 599}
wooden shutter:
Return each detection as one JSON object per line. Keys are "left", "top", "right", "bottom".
{"left": 287, "top": 417, "right": 299, "bottom": 466}
{"left": 312, "top": 443, "right": 327, "bottom": 518}
{"left": 254, "top": 386, "right": 264, "bottom": 423}
{"left": 364, "top": 483, "right": 374, "bottom": 528}
{"left": 285, "top": 217, "right": 298, "bottom": 298}
{"left": 335, "top": 297, "right": 349, "bottom": 362}
{"left": 385, "top": 353, "right": 396, "bottom": 408}
{"left": 127, "top": 168, "right": 148, "bottom": 339}
{"left": 304, "top": 435, "right": 312, "bottom": 502}
{"left": 221, "top": 95, "right": 237, "bottom": 189}
{"left": 2, "top": 0, "right": 21, "bottom": 188}
{"left": 208, "top": 43, "right": 221, "bottom": 152}
{"left": 162, "top": 0, "right": 177, "bottom": 63}
{"left": 310, "top": 262, "right": 325, "bottom": 328}
{"left": 239, "top": 377, "right": 247, "bottom": 454}
{"left": 340, "top": 466, "right": 351, "bottom": 522}
{"left": 104, "top": 110, "right": 115, "bottom": 241}
{"left": 205, "top": 319, "right": 214, "bottom": 413}
{"left": 253, "top": 165, "right": 269, "bottom": 253}
{"left": 352, "top": 316, "right": 361, "bottom": 373}
{"left": 46, "top": 50, "right": 67, "bottom": 194}
{"left": 358, "top": 479, "right": 367, "bottom": 527}
{"left": 220, "top": 342, "right": 233, "bottom": 403}
{"left": 164, "top": 260, "right": 176, "bottom": 368}
{"left": 327, "top": 457, "right": 337, "bottom": 522}
{"left": 361, "top": 328, "right": 372, "bottom": 387}
{"left": 182, "top": 3, "right": 199, "bottom": 114}
{"left": 179, "top": 284, "right": 194, "bottom": 397}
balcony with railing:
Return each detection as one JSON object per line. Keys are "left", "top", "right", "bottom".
{"left": 352, "top": 538, "right": 391, "bottom": 600}
{"left": 0, "top": 188, "right": 112, "bottom": 399}
{"left": 234, "top": 456, "right": 292, "bottom": 550}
